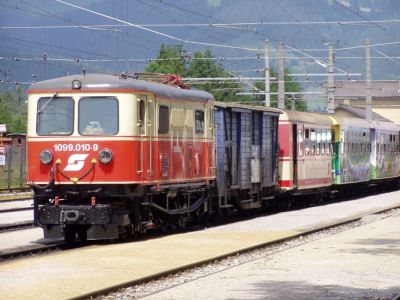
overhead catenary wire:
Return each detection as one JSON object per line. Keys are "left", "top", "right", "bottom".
{"left": 55, "top": 0, "right": 260, "bottom": 52}
{"left": 2, "top": 1, "right": 398, "bottom": 91}
{"left": 2, "top": 18, "right": 400, "bottom": 30}
{"left": 333, "top": 0, "right": 400, "bottom": 40}
{"left": 5, "top": 1, "right": 396, "bottom": 76}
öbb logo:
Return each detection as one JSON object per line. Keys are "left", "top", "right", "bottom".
{"left": 64, "top": 154, "right": 89, "bottom": 172}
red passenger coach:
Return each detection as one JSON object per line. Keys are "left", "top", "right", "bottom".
{"left": 27, "top": 73, "right": 215, "bottom": 241}
{"left": 278, "top": 110, "right": 333, "bottom": 194}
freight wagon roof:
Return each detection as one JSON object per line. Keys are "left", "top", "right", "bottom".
{"left": 214, "top": 101, "right": 281, "bottom": 116}
{"left": 27, "top": 73, "right": 214, "bottom": 103}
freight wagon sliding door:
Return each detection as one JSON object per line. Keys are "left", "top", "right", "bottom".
{"left": 261, "top": 112, "right": 279, "bottom": 188}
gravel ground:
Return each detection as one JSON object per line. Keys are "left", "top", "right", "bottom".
{"left": 98, "top": 208, "right": 400, "bottom": 300}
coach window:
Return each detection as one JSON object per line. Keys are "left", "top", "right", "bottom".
{"left": 362, "top": 132, "right": 367, "bottom": 153}
{"left": 37, "top": 97, "right": 74, "bottom": 135}
{"left": 316, "top": 129, "right": 321, "bottom": 155}
{"left": 310, "top": 129, "right": 316, "bottom": 155}
{"left": 298, "top": 129, "right": 303, "bottom": 156}
{"left": 384, "top": 134, "right": 387, "bottom": 153}
{"left": 305, "top": 129, "right": 310, "bottom": 155}
{"left": 321, "top": 129, "right": 327, "bottom": 155}
{"left": 391, "top": 134, "right": 394, "bottom": 153}
{"left": 79, "top": 97, "right": 118, "bottom": 135}
{"left": 326, "top": 130, "right": 331, "bottom": 155}
{"left": 195, "top": 110, "right": 204, "bottom": 134}
{"left": 158, "top": 105, "right": 169, "bottom": 134}
{"left": 340, "top": 131, "right": 344, "bottom": 155}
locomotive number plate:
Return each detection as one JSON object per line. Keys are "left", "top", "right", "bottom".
{"left": 53, "top": 143, "right": 99, "bottom": 152}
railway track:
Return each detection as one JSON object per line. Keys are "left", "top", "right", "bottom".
{"left": 0, "top": 198, "right": 34, "bottom": 233}
{"left": 0, "top": 221, "right": 35, "bottom": 232}
{"left": 0, "top": 242, "right": 60, "bottom": 262}
{"left": 1, "top": 191, "right": 400, "bottom": 300}
{"left": 0, "top": 187, "right": 31, "bottom": 194}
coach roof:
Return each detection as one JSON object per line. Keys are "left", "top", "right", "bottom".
{"left": 28, "top": 73, "right": 214, "bottom": 103}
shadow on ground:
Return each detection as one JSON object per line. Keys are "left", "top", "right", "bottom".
{"left": 225, "top": 280, "right": 400, "bottom": 300}
{"left": 340, "top": 237, "right": 400, "bottom": 257}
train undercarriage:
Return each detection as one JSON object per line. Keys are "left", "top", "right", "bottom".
{"left": 32, "top": 181, "right": 213, "bottom": 243}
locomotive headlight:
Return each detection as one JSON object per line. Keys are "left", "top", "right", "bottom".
{"left": 72, "top": 79, "right": 81, "bottom": 90}
{"left": 99, "top": 149, "right": 113, "bottom": 164}
{"left": 39, "top": 149, "right": 53, "bottom": 164}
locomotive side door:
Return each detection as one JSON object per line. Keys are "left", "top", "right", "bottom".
{"left": 137, "top": 94, "right": 154, "bottom": 178}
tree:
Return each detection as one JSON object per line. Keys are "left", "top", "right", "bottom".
{"left": 186, "top": 48, "right": 245, "bottom": 102}
{"left": 145, "top": 44, "right": 306, "bottom": 110}
{"left": 145, "top": 44, "right": 187, "bottom": 75}
{"left": 0, "top": 88, "right": 27, "bottom": 133}
{"left": 254, "top": 69, "right": 307, "bottom": 111}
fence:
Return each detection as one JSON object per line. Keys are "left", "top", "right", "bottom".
{"left": 0, "top": 139, "right": 27, "bottom": 189}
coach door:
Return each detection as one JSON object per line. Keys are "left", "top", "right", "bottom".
{"left": 137, "top": 95, "right": 154, "bottom": 179}
{"left": 292, "top": 123, "right": 298, "bottom": 188}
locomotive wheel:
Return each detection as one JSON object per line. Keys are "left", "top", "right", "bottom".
{"left": 178, "top": 217, "right": 187, "bottom": 229}
{"left": 64, "top": 227, "right": 77, "bottom": 243}
{"left": 77, "top": 230, "right": 87, "bottom": 242}
{"left": 118, "top": 225, "right": 132, "bottom": 240}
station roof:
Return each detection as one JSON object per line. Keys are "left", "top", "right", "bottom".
{"left": 333, "top": 80, "right": 400, "bottom": 99}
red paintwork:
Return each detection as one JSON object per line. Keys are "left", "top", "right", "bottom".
{"left": 27, "top": 138, "right": 214, "bottom": 184}
{"left": 278, "top": 123, "right": 291, "bottom": 158}
{"left": 278, "top": 177, "right": 331, "bottom": 188}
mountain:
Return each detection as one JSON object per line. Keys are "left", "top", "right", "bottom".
{"left": 0, "top": 0, "right": 399, "bottom": 92}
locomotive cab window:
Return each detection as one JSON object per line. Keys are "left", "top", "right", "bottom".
{"left": 195, "top": 110, "right": 204, "bottom": 134}
{"left": 79, "top": 97, "right": 118, "bottom": 135}
{"left": 37, "top": 96, "right": 74, "bottom": 135}
{"left": 158, "top": 105, "right": 169, "bottom": 134}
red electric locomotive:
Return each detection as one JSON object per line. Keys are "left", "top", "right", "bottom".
{"left": 27, "top": 73, "right": 215, "bottom": 241}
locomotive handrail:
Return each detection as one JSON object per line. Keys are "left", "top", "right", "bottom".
{"left": 55, "top": 158, "right": 97, "bottom": 183}
{"left": 31, "top": 168, "right": 55, "bottom": 191}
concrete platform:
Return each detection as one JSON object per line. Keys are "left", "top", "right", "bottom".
{"left": 1, "top": 191, "right": 400, "bottom": 300}
{"left": 143, "top": 213, "right": 400, "bottom": 299}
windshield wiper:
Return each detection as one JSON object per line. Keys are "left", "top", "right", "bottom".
{"left": 37, "top": 92, "right": 58, "bottom": 114}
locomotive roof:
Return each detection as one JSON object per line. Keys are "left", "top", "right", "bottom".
{"left": 28, "top": 73, "right": 214, "bottom": 103}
